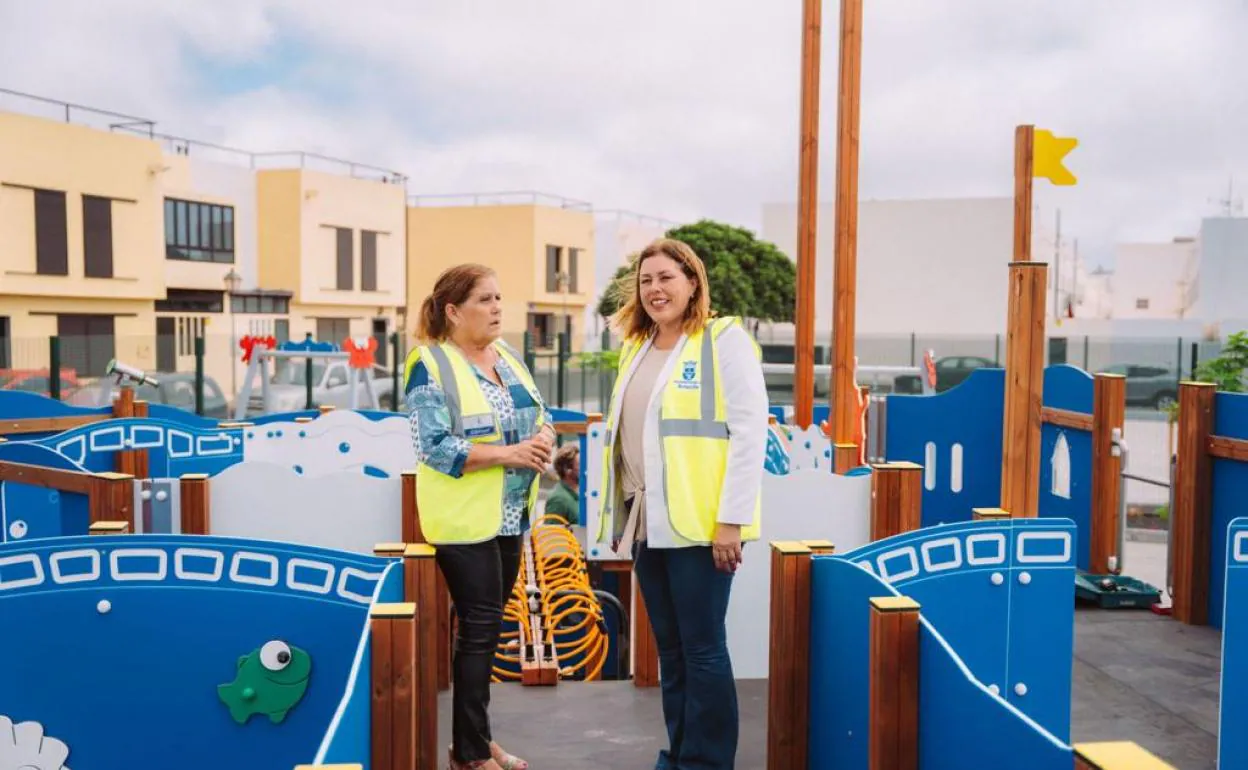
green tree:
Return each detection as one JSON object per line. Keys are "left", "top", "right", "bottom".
{"left": 1194, "top": 331, "right": 1248, "bottom": 392}
{"left": 1165, "top": 331, "right": 1248, "bottom": 421}
{"left": 596, "top": 263, "right": 633, "bottom": 320}
{"left": 594, "top": 219, "right": 796, "bottom": 328}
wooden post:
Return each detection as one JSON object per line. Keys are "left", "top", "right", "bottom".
{"left": 1090, "top": 373, "right": 1126, "bottom": 574}
{"left": 999, "top": 261, "right": 1048, "bottom": 518}
{"left": 132, "top": 400, "right": 150, "bottom": 480}
{"left": 766, "top": 542, "right": 815, "bottom": 770}
{"left": 89, "top": 521, "right": 130, "bottom": 535}
{"left": 402, "top": 545, "right": 439, "bottom": 768}
{"left": 1172, "top": 381, "right": 1215, "bottom": 625}
{"left": 870, "top": 462, "right": 923, "bottom": 540}
{"left": 972, "top": 507, "right": 1012, "bottom": 521}
{"left": 179, "top": 473, "right": 211, "bottom": 535}
{"left": 113, "top": 386, "right": 138, "bottom": 478}
{"left": 401, "top": 470, "right": 423, "bottom": 544}
{"left": 370, "top": 602, "right": 416, "bottom": 770}
{"left": 373, "top": 543, "right": 406, "bottom": 558}
{"left": 793, "top": 0, "right": 823, "bottom": 429}
{"left": 1073, "top": 741, "right": 1178, "bottom": 769}
{"left": 88, "top": 472, "right": 134, "bottom": 529}
{"left": 633, "top": 573, "right": 660, "bottom": 688}
{"left": 1014, "top": 125, "right": 1035, "bottom": 263}
{"left": 833, "top": 443, "right": 859, "bottom": 475}
{"left": 869, "top": 596, "right": 920, "bottom": 770}
{"left": 831, "top": 0, "right": 865, "bottom": 463}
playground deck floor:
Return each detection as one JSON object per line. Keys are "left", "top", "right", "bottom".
{"left": 437, "top": 607, "right": 1223, "bottom": 769}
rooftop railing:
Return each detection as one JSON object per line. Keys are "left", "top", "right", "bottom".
{"left": 1, "top": 86, "right": 407, "bottom": 184}
{"left": 0, "top": 87, "right": 155, "bottom": 136}
{"left": 407, "top": 190, "right": 593, "bottom": 211}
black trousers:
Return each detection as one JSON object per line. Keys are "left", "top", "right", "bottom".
{"left": 436, "top": 534, "right": 523, "bottom": 762}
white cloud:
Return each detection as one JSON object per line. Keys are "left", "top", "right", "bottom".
{"left": 0, "top": 0, "right": 1243, "bottom": 268}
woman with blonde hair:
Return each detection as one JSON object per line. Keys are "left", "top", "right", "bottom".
{"left": 403, "top": 263, "right": 554, "bottom": 770}
{"left": 597, "top": 238, "right": 769, "bottom": 769}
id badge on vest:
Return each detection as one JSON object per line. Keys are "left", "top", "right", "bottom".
{"left": 462, "top": 412, "right": 498, "bottom": 439}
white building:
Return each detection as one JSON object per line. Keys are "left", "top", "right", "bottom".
{"left": 585, "top": 210, "right": 676, "bottom": 346}
{"left": 1192, "top": 216, "right": 1248, "bottom": 334}
{"left": 760, "top": 197, "right": 1044, "bottom": 338}
{"left": 1107, "top": 238, "right": 1199, "bottom": 320}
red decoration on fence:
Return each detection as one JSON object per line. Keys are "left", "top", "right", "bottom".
{"left": 344, "top": 337, "right": 377, "bottom": 369}
{"left": 240, "top": 335, "right": 277, "bottom": 364}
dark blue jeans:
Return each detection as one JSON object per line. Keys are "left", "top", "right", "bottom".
{"left": 633, "top": 540, "right": 739, "bottom": 770}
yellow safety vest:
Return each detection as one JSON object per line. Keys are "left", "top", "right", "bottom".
{"left": 598, "top": 316, "right": 762, "bottom": 546}
{"left": 402, "top": 340, "right": 547, "bottom": 545}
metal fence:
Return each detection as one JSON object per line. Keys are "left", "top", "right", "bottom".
{"left": 2, "top": 330, "right": 1232, "bottom": 421}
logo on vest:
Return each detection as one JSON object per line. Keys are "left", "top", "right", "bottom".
{"left": 677, "top": 360, "right": 699, "bottom": 389}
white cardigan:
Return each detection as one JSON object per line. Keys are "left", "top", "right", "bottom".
{"left": 606, "top": 323, "right": 770, "bottom": 550}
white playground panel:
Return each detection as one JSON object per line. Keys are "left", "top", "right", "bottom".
{"left": 582, "top": 422, "right": 873, "bottom": 679}
{"left": 209, "top": 461, "right": 402, "bottom": 555}
{"left": 241, "top": 410, "right": 415, "bottom": 479}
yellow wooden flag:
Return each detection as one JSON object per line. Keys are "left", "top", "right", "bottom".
{"left": 1034, "top": 129, "right": 1078, "bottom": 185}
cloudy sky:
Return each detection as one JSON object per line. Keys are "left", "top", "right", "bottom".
{"left": 1, "top": 0, "right": 1243, "bottom": 268}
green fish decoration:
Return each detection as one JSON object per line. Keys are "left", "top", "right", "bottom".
{"left": 218, "top": 640, "right": 312, "bottom": 725}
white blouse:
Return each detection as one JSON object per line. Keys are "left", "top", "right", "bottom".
{"left": 606, "top": 323, "right": 770, "bottom": 550}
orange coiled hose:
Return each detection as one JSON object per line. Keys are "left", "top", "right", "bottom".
{"left": 529, "top": 513, "right": 609, "bottom": 681}
{"left": 492, "top": 549, "right": 531, "bottom": 682}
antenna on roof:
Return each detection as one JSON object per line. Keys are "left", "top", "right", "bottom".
{"left": 1210, "top": 176, "right": 1244, "bottom": 216}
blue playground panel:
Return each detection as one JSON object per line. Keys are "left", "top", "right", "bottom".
{"left": 1210, "top": 393, "right": 1248, "bottom": 630}
{"left": 1220, "top": 517, "right": 1248, "bottom": 769}
{"left": 1038, "top": 365, "right": 1094, "bottom": 571}
{"left": 886, "top": 365, "right": 1096, "bottom": 570}
{"left": 808, "top": 520, "right": 1079, "bottom": 769}
{"left": 832, "top": 518, "right": 1075, "bottom": 742}
{"left": 0, "top": 534, "right": 403, "bottom": 769}
{"left": 0, "top": 441, "right": 91, "bottom": 542}
{"left": 886, "top": 368, "right": 1005, "bottom": 526}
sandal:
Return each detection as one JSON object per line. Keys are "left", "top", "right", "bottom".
{"left": 491, "top": 743, "right": 526, "bottom": 768}
{"left": 447, "top": 745, "right": 499, "bottom": 770}
{"left": 492, "top": 744, "right": 529, "bottom": 770}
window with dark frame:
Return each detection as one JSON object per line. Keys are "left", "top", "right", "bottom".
{"left": 545, "top": 245, "right": 561, "bottom": 292}
{"left": 336, "top": 227, "right": 353, "bottom": 290}
{"left": 361, "top": 230, "right": 378, "bottom": 291}
{"left": 164, "top": 197, "right": 235, "bottom": 263}
{"left": 0, "top": 317, "right": 10, "bottom": 369}
{"left": 230, "top": 293, "right": 291, "bottom": 315}
{"left": 82, "top": 195, "right": 114, "bottom": 278}
{"left": 56, "top": 314, "right": 115, "bottom": 378}
{"left": 35, "top": 189, "right": 68, "bottom": 276}
{"left": 155, "top": 289, "right": 224, "bottom": 314}
{"left": 567, "top": 247, "right": 580, "bottom": 293}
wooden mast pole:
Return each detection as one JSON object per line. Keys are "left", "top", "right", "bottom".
{"left": 793, "top": 0, "right": 823, "bottom": 429}
{"left": 831, "top": 0, "right": 865, "bottom": 473}
{"left": 1000, "top": 125, "right": 1047, "bottom": 518}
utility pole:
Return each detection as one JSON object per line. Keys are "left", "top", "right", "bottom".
{"left": 1052, "top": 208, "right": 1061, "bottom": 320}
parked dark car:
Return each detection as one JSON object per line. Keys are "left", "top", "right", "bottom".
{"left": 1101, "top": 364, "right": 1179, "bottom": 411}
{"left": 934, "top": 356, "right": 997, "bottom": 392}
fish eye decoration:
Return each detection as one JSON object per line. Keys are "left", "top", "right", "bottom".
{"left": 217, "top": 639, "right": 312, "bottom": 725}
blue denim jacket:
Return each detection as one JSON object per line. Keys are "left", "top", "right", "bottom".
{"left": 406, "top": 349, "right": 554, "bottom": 536}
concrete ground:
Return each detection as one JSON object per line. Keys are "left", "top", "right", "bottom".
{"left": 437, "top": 538, "right": 1222, "bottom": 768}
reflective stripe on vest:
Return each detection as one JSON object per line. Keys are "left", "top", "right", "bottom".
{"left": 406, "top": 340, "right": 543, "bottom": 545}
{"left": 599, "top": 316, "right": 761, "bottom": 545}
